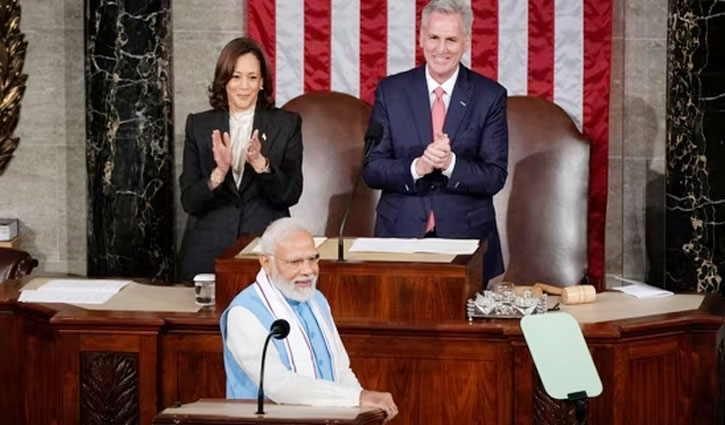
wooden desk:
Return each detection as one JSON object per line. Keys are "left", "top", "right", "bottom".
{"left": 215, "top": 236, "right": 484, "bottom": 320}
{"left": 0, "top": 279, "right": 722, "bottom": 425}
{"left": 153, "top": 399, "right": 386, "bottom": 424}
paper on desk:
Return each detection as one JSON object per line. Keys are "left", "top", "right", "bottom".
{"left": 18, "top": 279, "right": 131, "bottom": 305}
{"left": 19, "top": 290, "right": 118, "bottom": 304}
{"left": 349, "top": 238, "right": 479, "bottom": 255}
{"left": 610, "top": 277, "right": 673, "bottom": 299}
{"left": 250, "top": 236, "right": 328, "bottom": 253}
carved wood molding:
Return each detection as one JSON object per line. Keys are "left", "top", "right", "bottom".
{"left": 533, "top": 376, "right": 588, "bottom": 425}
{"left": 80, "top": 352, "right": 139, "bottom": 425}
{"left": 0, "top": 0, "right": 26, "bottom": 175}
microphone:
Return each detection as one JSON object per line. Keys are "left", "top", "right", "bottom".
{"left": 256, "top": 319, "right": 291, "bottom": 415}
{"left": 338, "top": 122, "right": 384, "bottom": 262}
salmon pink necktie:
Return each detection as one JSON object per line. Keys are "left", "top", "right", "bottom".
{"left": 426, "top": 86, "right": 446, "bottom": 234}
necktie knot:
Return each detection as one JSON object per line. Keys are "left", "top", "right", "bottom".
{"left": 433, "top": 86, "right": 445, "bottom": 99}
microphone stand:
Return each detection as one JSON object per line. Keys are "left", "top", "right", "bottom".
{"left": 338, "top": 123, "right": 383, "bottom": 262}
{"left": 337, "top": 170, "right": 364, "bottom": 262}
{"left": 256, "top": 319, "right": 290, "bottom": 415}
{"left": 256, "top": 332, "right": 275, "bottom": 415}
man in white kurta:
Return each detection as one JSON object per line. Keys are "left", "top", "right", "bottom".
{"left": 220, "top": 218, "right": 398, "bottom": 421}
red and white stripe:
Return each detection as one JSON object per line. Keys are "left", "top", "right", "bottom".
{"left": 247, "top": 0, "right": 611, "bottom": 282}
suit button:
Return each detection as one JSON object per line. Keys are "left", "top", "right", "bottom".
{"left": 429, "top": 184, "right": 436, "bottom": 191}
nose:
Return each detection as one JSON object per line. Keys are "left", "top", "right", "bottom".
{"left": 434, "top": 39, "right": 445, "bottom": 53}
{"left": 299, "top": 260, "right": 315, "bottom": 275}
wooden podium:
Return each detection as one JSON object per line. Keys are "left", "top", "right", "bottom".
{"left": 215, "top": 236, "right": 485, "bottom": 320}
{"left": 154, "top": 399, "right": 386, "bottom": 424}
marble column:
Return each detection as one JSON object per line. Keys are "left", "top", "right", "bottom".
{"left": 666, "top": 0, "right": 725, "bottom": 294}
{"left": 85, "top": 0, "right": 174, "bottom": 281}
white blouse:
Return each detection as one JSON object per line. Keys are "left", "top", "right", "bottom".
{"left": 229, "top": 108, "right": 255, "bottom": 186}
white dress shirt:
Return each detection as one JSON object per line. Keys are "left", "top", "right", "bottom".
{"left": 229, "top": 108, "right": 255, "bottom": 186}
{"left": 226, "top": 305, "right": 363, "bottom": 406}
{"left": 410, "top": 64, "right": 459, "bottom": 180}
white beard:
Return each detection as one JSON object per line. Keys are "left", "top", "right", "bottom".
{"left": 270, "top": 269, "right": 318, "bottom": 302}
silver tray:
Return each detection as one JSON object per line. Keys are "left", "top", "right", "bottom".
{"left": 466, "top": 292, "right": 549, "bottom": 321}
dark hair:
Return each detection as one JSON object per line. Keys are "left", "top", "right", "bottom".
{"left": 208, "top": 37, "right": 274, "bottom": 110}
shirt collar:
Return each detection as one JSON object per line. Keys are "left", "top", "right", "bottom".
{"left": 230, "top": 106, "right": 255, "bottom": 122}
{"left": 425, "top": 64, "right": 460, "bottom": 96}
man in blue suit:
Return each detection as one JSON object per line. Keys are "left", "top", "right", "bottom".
{"left": 362, "top": 0, "right": 508, "bottom": 283}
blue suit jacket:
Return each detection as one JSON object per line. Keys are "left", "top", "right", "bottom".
{"left": 362, "top": 64, "right": 508, "bottom": 280}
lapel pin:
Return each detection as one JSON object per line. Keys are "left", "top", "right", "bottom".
{"left": 459, "top": 100, "right": 467, "bottom": 107}
{"left": 262, "top": 133, "right": 267, "bottom": 141}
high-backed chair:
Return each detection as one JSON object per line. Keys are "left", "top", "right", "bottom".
{"left": 494, "top": 96, "right": 590, "bottom": 288}
{"left": 283, "top": 92, "right": 589, "bottom": 288}
{"left": 0, "top": 247, "right": 39, "bottom": 283}
{"left": 283, "top": 91, "right": 378, "bottom": 236}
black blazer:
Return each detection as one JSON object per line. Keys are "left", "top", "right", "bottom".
{"left": 178, "top": 107, "right": 303, "bottom": 282}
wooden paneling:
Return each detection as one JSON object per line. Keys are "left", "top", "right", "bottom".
{"left": 625, "top": 337, "right": 682, "bottom": 425}
{"left": 0, "top": 311, "right": 20, "bottom": 425}
{"left": 22, "top": 312, "right": 59, "bottom": 425}
{"left": 161, "top": 333, "right": 226, "bottom": 407}
{"left": 0, "top": 277, "right": 722, "bottom": 425}
{"left": 343, "top": 329, "right": 511, "bottom": 425}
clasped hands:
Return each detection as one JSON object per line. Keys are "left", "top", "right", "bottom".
{"left": 415, "top": 131, "right": 453, "bottom": 176}
{"left": 210, "top": 129, "right": 268, "bottom": 187}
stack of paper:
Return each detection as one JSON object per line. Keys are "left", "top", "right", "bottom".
{"left": 19, "top": 279, "right": 131, "bottom": 305}
{"left": 610, "top": 277, "right": 674, "bottom": 299}
{"left": 349, "top": 238, "right": 479, "bottom": 255}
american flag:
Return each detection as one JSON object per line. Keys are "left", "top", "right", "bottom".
{"left": 247, "top": 0, "right": 611, "bottom": 283}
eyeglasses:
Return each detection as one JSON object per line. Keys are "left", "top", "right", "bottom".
{"left": 270, "top": 253, "right": 321, "bottom": 267}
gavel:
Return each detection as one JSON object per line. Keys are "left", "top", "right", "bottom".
{"left": 513, "top": 283, "right": 597, "bottom": 305}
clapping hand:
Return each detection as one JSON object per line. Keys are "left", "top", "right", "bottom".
{"left": 211, "top": 129, "right": 232, "bottom": 174}
{"left": 415, "top": 131, "right": 453, "bottom": 176}
{"left": 246, "top": 129, "right": 269, "bottom": 173}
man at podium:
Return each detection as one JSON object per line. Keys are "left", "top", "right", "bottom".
{"left": 220, "top": 218, "right": 398, "bottom": 421}
{"left": 363, "top": 0, "right": 508, "bottom": 284}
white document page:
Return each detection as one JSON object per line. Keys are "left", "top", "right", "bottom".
{"left": 19, "top": 290, "right": 117, "bottom": 304}
{"left": 349, "top": 238, "right": 479, "bottom": 255}
{"left": 610, "top": 277, "right": 674, "bottom": 299}
{"left": 38, "top": 279, "right": 131, "bottom": 293}
{"left": 18, "top": 279, "right": 132, "bottom": 305}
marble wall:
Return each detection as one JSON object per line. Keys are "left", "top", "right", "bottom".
{"left": 0, "top": 0, "right": 86, "bottom": 274}
{"left": 605, "top": 0, "right": 668, "bottom": 287}
{"left": 85, "top": 0, "right": 174, "bottom": 280}
{"left": 0, "top": 0, "right": 674, "bottom": 284}
{"left": 665, "top": 0, "right": 725, "bottom": 294}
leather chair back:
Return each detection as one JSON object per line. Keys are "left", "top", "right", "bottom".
{"left": 0, "top": 247, "right": 39, "bottom": 283}
{"left": 494, "top": 96, "right": 590, "bottom": 287}
{"left": 283, "top": 91, "right": 379, "bottom": 236}
{"left": 282, "top": 92, "right": 589, "bottom": 287}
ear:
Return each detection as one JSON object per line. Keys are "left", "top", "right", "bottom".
{"left": 465, "top": 34, "right": 472, "bottom": 52}
{"left": 259, "top": 254, "right": 273, "bottom": 275}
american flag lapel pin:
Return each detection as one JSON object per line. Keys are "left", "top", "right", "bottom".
{"left": 459, "top": 100, "right": 467, "bottom": 107}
